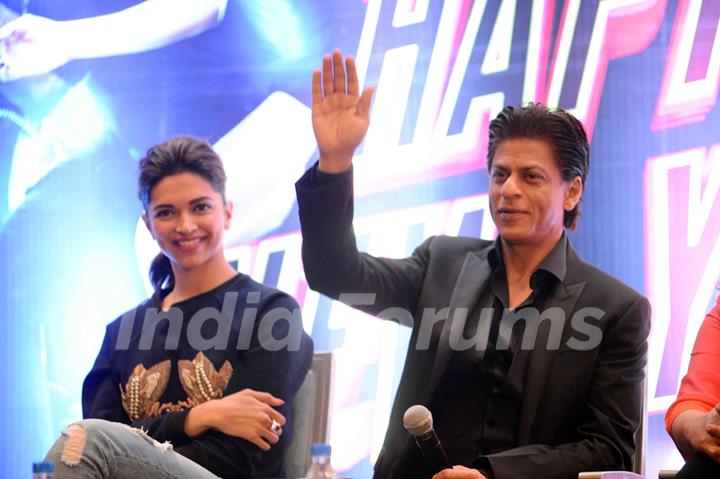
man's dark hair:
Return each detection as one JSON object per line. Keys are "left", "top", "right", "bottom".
{"left": 487, "top": 103, "right": 589, "bottom": 230}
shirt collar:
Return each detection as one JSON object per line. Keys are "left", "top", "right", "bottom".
{"left": 487, "top": 233, "right": 568, "bottom": 284}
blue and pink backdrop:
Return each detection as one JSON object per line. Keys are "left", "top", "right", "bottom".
{"left": 0, "top": 0, "right": 718, "bottom": 477}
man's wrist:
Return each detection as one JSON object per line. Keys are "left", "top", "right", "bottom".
{"left": 318, "top": 154, "right": 352, "bottom": 174}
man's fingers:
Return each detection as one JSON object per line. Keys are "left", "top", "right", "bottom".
{"left": 432, "top": 466, "right": 486, "bottom": 479}
{"left": 332, "top": 49, "right": 346, "bottom": 94}
{"left": 346, "top": 56, "right": 359, "bottom": 96}
{"left": 432, "top": 469, "right": 453, "bottom": 479}
{"left": 312, "top": 69, "right": 323, "bottom": 105}
{"left": 317, "top": 51, "right": 367, "bottom": 99}
{"left": 358, "top": 87, "right": 374, "bottom": 118}
{"left": 322, "top": 54, "right": 333, "bottom": 96}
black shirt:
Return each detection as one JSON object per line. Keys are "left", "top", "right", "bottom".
{"left": 309, "top": 163, "right": 571, "bottom": 478}
{"left": 398, "top": 236, "right": 569, "bottom": 478}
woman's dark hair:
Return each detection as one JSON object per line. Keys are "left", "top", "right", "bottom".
{"left": 138, "top": 136, "right": 227, "bottom": 292}
{"left": 487, "top": 103, "right": 590, "bottom": 230}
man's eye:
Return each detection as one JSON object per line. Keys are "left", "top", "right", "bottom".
{"left": 195, "top": 203, "right": 211, "bottom": 212}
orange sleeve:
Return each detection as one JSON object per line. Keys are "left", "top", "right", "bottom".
{"left": 665, "top": 298, "right": 720, "bottom": 433}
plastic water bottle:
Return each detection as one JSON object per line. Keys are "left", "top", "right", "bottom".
{"left": 32, "top": 461, "right": 54, "bottom": 479}
{"left": 304, "top": 443, "right": 340, "bottom": 479}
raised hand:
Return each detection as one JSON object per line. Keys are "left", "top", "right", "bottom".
{"left": 0, "top": 14, "right": 71, "bottom": 82}
{"left": 185, "top": 388, "right": 286, "bottom": 451}
{"left": 312, "top": 49, "right": 374, "bottom": 173}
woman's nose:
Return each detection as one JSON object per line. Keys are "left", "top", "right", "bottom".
{"left": 175, "top": 213, "right": 196, "bottom": 234}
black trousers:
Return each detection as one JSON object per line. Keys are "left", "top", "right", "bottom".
{"left": 675, "top": 452, "right": 720, "bottom": 479}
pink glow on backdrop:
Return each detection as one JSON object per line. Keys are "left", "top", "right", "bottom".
{"left": 652, "top": 0, "right": 720, "bottom": 130}
{"left": 644, "top": 145, "right": 720, "bottom": 408}
{"left": 577, "top": 0, "right": 667, "bottom": 139}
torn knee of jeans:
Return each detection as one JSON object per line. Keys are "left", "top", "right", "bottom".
{"left": 123, "top": 424, "right": 173, "bottom": 451}
{"left": 123, "top": 424, "right": 173, "bottom": 452}
{"left": 60, "top": 424, "right": 87, "bottom": 466}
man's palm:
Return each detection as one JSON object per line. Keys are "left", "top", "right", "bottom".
{"left": 311, "top": 51, "right": 373, "bottom": 173}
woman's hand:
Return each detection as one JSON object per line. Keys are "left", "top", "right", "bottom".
{"left": 185, "top": 388, "right": 286, "bottom": 451}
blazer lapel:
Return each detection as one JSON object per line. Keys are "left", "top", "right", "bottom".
{"left": 423, "top": 248, "right": 492, "bottom": 404}
{"left": 517, "top": 278, "right": 585, "bottom": 443}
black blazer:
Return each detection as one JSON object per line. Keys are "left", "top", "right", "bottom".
{"left": 296, "top": 166, "right": 650, "bottom": 479}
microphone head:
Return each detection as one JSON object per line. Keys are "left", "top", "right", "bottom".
{"left": 403, "top": 404, "right": 433, "bottom": 437}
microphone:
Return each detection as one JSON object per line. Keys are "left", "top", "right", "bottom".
{"left": 403, "top": 405, "right": 451, "bottom": 475}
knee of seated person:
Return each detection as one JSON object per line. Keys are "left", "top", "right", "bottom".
{"left": 58, "top": 419, "right": 120, "bottom": 466}
{"left": 58, "top": 421, "right": 89, "bottom": 466}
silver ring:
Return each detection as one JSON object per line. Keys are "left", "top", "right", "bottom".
{"left": 270, "top": 419, "right": 282, "bottom": 434}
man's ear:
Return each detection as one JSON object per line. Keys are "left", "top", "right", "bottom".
{"left": 563, "top": 176, "right": 583, "bottom": 212}
{"left": 224, "top": 200, "right": 233, "bottom": 230}
{"left": 142, "top": 213, "right": 154, "bottom": 239}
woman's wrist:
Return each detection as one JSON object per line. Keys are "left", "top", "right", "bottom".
{"left": 184, "top": 399, "right": 217, "bottom": 437}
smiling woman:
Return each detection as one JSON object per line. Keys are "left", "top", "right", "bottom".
{"left": 42, "top": 136, "right": 313, "bottom": 479}
{"left": 137, "top": 137, "right": 234, "bottom": 297}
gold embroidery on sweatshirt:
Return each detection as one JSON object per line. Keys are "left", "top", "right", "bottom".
{"left": 178, "top": 352, "right": 233, "bottom": 406}
{"left": 119, "top": 353, "right": 233, "bottom": 421}
{"left": 119, "top": 360, "right": 171, "bottom": 421}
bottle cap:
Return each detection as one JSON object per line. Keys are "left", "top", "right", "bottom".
{"left": 32, "top": 461, "right": 55, "bottom": 473}
{"left": 311, "top": 443, "right": 331, "bottom": 456}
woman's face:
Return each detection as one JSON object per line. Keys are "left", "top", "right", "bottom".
{"left": 142, "top": 171, "right": 232, "bottom": 275}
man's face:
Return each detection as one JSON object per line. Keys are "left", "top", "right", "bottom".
{"left": 489, "top": 138, "right": 582, "bottom": 248}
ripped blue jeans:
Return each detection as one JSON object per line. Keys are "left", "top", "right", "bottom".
{"left": 44, "top": 419, "right": 220, "bottom": 478}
